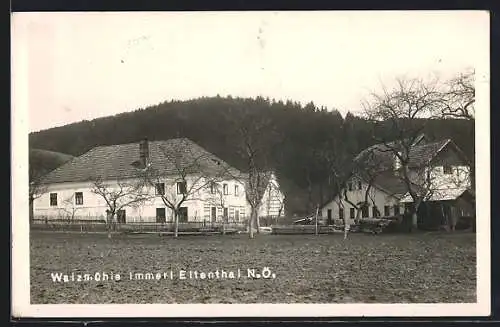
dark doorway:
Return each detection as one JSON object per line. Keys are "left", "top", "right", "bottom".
{"left": 211, "top": 207, "right": 217, "bottom": 222}
{"left": 179, "top": 207, "right": 188, "bottom": 223}
{"left": 327, "top": 209, "right": 333, "bottom": 225}
{"left": 156, "top": 208, "right": 166, "bottom": 223}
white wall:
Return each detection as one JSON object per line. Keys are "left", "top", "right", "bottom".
{"left": 198, "top": 178, "right": 249, "bottom": 223}
{"left": 428, "top": 165, "right": 471, "bottom": 190}
{"left": 321, "top": 176, "right": 402, "bottom": 222}
{"left": 34, "top": 175, "right": 250, "bottom": 223}
{"left": 258, "top": 173, "right": 285, "bottom": 218}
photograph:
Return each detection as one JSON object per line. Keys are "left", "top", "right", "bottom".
{"left": 11, "top": 10, "right": 490, "bottom": 317}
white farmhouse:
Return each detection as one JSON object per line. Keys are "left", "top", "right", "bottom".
{"left": 321, "top": 135, "right": 474, "bottom": 228}
{"left": 34, "top": 138, "right": 285, "bottom": 224}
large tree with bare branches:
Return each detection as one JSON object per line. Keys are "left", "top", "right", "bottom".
{"left": 320, "top": 138, "right": 387, "bottom": 238}
{"left": 437, "top": 69, "right": 476, "bottom": 200}
{"left": 142, "top": 140, "right": 235, "bottom": 238}
{"left": 90, "top": 176, "right": 152, "bottom": 238}
{"left": 223, "top": 106, "right": 281, "bottom": 238}
{"left": 439, "top": 69, "right": 475, "bottom": 120}
{"left": 362, "top": 76, "right": 450, "bottom": 231}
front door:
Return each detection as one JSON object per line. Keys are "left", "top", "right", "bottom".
{"left": 327, "top": 209, "right": 333, "bottom": 225}
{"left": 179, "top": 207, "right": 188, "bottom": 223}
{"left": 156, "top": 208, "right": 166, "bottom": 223}
{"left": 211, "top": 207, "right": 217, "bottom": 223}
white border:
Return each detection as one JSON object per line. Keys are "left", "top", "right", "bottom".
{"left": 11, "top": 10, "right": 491, "bottom": 318}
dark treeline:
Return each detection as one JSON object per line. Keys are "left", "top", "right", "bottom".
{"left": 29, "top": 96, "right": 474, "bottom": 215}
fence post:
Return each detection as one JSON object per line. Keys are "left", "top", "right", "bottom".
{"left": 315, "top": 205, "right": 319, "bottom": 236}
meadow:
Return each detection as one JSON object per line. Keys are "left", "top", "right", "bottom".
{"left": 30, "top": 231, "right": 476, "bottom": 304}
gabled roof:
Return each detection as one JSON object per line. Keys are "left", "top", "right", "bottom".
{"left": 365, "top": 171, "right": 420, "bottom": 199}
{"left": 399, "top": 187, "right": 472, "bottom": 203}
{"left": 322, "top": 136, "right": 469, "bottom": 209}
{"left": 354, "top": 137, "right": 452, "bottom": 171}
{"left": 40, "top": 138, "right": 241, "bottom": 184}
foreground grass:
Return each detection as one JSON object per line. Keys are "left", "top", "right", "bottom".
{"left": 30, "top": 231, "right": 476, "bottom": 304}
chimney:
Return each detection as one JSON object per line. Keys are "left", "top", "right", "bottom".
{"left": 139, "top": 137, "right": 149, "bottom": 166}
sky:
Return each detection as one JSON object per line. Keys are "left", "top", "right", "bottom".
{"left": 11, "top": 11, "right": 489, "bottom": 132}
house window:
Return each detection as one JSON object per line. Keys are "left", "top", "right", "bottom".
{"left": 384, "top": 205, "right": 391, "bottom": 217}
{"left": 223, "top": 207, "right": 229, "bottom": 222}
{"left": 339, "top": 208, "right": 344, "bottom": 220}
{"left": 361, "top": 205, "right": 369, "bottom": 218}
{"left": 176, "top": 181, "right": 187, "bottom": 195}
{"left": 394, "top": 205, "right": 400, "bottom": 215}
{"left": 348, "top": 182, "right": 353, "bottom": 191}
{"left": 75, "top": 192, "right": 83, "bottom": 205}
{"left": 178, "top": 207, "right": 188, "bottom": 222}
{"left": 49, "top": 193, "right": 58, "bottom": 206}
{"left": 156, "top": 208, "right": 166, "bottom": 223}
{"left": 155, "top": 183, "right": 165, "bottom": 195}
{"left": 223, "top": 183, "right": 229, "bottom": 195}
{"left": 234, "top": 185, "right": 239, "bottom": 196}
{"left": 210, "top": 183, "right": 216, "bottom": 194}
{"left": 349, "top": 208, "right": 355, "bottom": 219}
{"left": 211, "top": 207, "right": 217, "bottom": 222}
{"left": 117, "top": 210, "right": 126, "bottom": 224}
{"left": 443, "top": 165, "right": 453, "bottom": 174}
{"left": 372, "top": 206, "right": 380, "bottom": 217}
{"left": 358, "top": 181, "right": 362, "bottom": 190}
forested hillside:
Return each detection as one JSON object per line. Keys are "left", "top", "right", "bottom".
{"left": 29, "top": 96, "right": 474, "bottom": 215}
{"left": 29, "top": 149, "right": 74, "bottom": 180}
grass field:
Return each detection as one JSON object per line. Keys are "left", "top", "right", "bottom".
{"left": 30, "top": 231, "right": 476, "bottom": 304}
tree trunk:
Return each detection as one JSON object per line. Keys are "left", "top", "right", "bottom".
{"left": 314, "top": 205, "right": 319, "bottom": 236}
{"left": 29, "top": 195, "right": 34, "bottom": 227}
{"left": 307, "top": 184, "right": 313, "bottom": 214}
{"left": 440, "top": 203, "right": 449, "bottom": 231}
{"left": 343, "top": 220, "right": 349, "bottom": 240}
{"left": 107, "top": 212, "right": 115, "bottom": 239}
{"left": 174, "top": 212, "right": 179, "bottom": 238}
{"left": 249, "top": 209, "right": 256, "bottom": 239}
{"left": 408, "top": 201, "right": 420, "bottom": 232}
{"left": 449, "top": 206, "right": 457, "bottom": 232}
{"left": 319, "top": 184, "right": 324, "bottom": 208}
{"left": 410, "top": 212, "right": 418, "bottom": 232}
{"left": 255, "top": 211, "right": 261, "bottom": 234}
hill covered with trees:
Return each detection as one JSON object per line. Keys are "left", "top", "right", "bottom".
{"left": 29, "top": 96, "right": 474, "bottom": 215}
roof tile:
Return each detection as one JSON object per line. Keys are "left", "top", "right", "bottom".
{"left": 41, "top": 138, "right": 241, "bottom": 184}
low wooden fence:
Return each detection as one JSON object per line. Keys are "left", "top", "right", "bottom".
{"left": 31, "top": 218, "right": 247, "bottom": 234}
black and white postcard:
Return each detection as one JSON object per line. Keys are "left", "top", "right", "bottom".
{"left": 11, "top": 10, "right": 490, "bottom": 318}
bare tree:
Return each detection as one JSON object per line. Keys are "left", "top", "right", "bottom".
{"left": 29, "top": 166, "right": 47, "bottom": 225}
{"left": 362, "top": 77, "right": 444, "bottom": 231}
{"left": 315, "top": 131, "right": 385, "bottom": 238}
{"left": 60, "top": 194, "right": 81, "bottom": 223}
{"left": 435, "top": 69, "right": 476, "bottom": 215}
{"left": 143, "top": 141, "right": 234, "bottom": 238}
{"left": 224, "top": 108, "right": 280, "bottom": 239}
{"left": 90, "top": 176, "right": 152, "bottom": 239}
{"left": 438, "top": 69, "right": 475, "bottom": 120}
